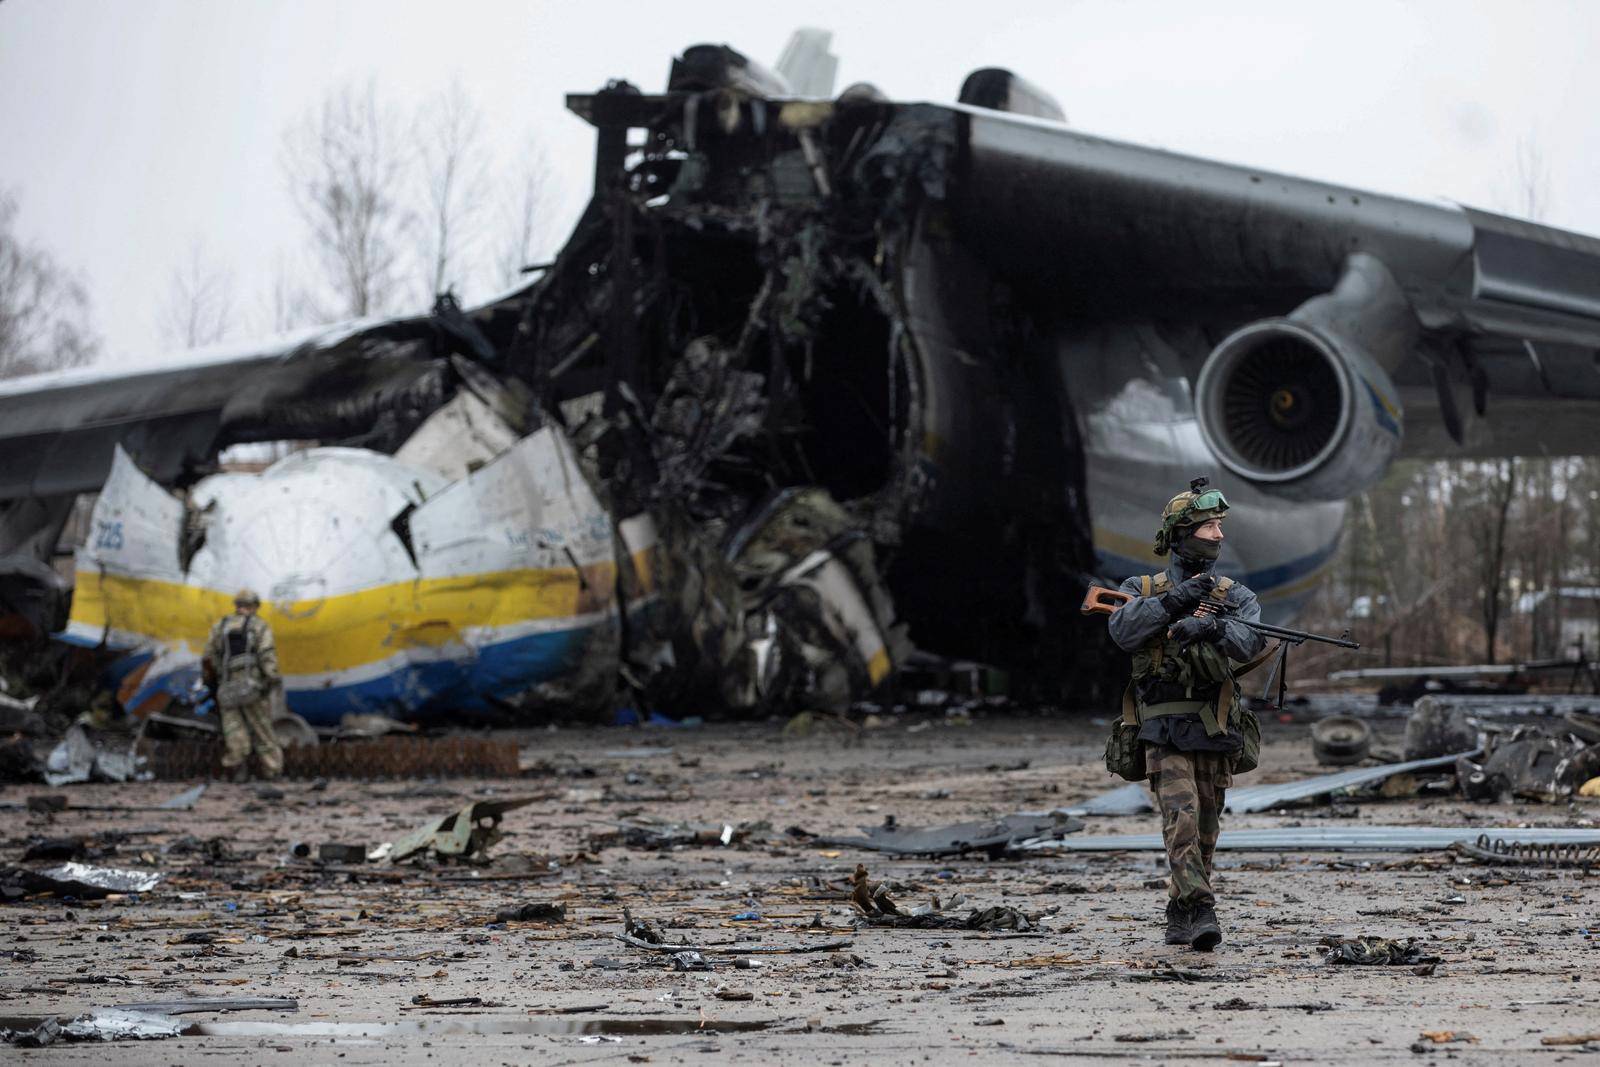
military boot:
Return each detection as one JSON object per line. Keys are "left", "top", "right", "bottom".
{"left": 1189, "top": 902, "right": 1222, "bottom": 951}
{"left": 1163, "top": 901, "right": 1192, "bottom": 945}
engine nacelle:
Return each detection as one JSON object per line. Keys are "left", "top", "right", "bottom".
{"left": 1195, "top": 254, "right": 1414, "bottom": 502}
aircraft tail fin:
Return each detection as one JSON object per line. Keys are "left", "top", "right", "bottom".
{"left": 775, "top": 27, "right": 838, "bottom": 98}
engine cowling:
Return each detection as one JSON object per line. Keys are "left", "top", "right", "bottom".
{"left": 1195, "top": 254, "right": 1413, "bottom": 502}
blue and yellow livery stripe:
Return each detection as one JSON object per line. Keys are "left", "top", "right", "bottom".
{"left": 66, "top": 561, "right": 627, "bottom": 675}
{"left": 62, "top": 546, "right": 658, "bottom": 725}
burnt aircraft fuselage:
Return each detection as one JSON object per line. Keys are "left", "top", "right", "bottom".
{"left": 505, "top": 70, "right": 1343, "bottom": 697}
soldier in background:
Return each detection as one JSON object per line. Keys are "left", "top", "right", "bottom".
{"left": 202, "top": 589, "right": 284, "bottom": 782}
{"left": 1107, "top": 481, "right": 1265, "bottom": 951}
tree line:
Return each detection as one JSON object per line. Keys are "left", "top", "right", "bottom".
{"left": 1293, "top": 456, "right": 1600, "bottom": 677}
{"left": 0, "top": 78, "right": 548, "bottom": 371}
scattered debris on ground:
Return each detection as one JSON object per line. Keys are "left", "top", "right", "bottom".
{"left": 1, "top": 861, "right": 162, "bottom": 899}
{"left": 1310, "top": 715, "right": 1373, "bottom": 765}
{"left": 0, "top": 711, "right": 1595, "bottom": 1062}
{"left": 387, "top": 796, "right": 538, "bottom": 864}
{"left": 1322, "top": 937, "right": 1442, "bottom": 967}
{"left": 805, "top": 812, "right": 1082, "bottom": 857}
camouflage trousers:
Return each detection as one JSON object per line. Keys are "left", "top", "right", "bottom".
{"left": 1146, "top": 745, "right": 1233, "bottom": 906}
{"left": 220, "top": 696, "right": 283, "bottom": 778}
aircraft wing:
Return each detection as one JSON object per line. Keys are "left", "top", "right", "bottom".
{"left": 9, "top": 76, "right": 1600, "bottom": 526}
{"left": 0, "top": 288, "right": 527, "bottom": 504}
{"left": 938, "top": 104, "right": 1600, "bottom": 472}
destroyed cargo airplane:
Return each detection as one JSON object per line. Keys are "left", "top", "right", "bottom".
{"left": 2, "top": 36, "right": 1600, "bottom": 725}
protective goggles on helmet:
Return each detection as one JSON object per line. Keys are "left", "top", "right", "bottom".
{"left": 1190, "top": 490, "right": 1228, "bottom": 513}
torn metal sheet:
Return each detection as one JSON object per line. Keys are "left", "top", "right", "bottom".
{"left": 814, "top": 813, "right": 1083, "bottom": 857}
{"left": 43, "top": 724, "right": 151, "bottom": 786}
{"left": 393, "top": 389, "right": 521, "bottom": 483}
{"left": 1, "top": 862, "right": 163, "bottom": 898}
{"left": 42, "top": 724, "right": 95, "bottom": 786}
{"left": 1024, "top": 826, "right": 1600, "bottom": 853}
{"left": 1228, "top": 751, "right": 1482, "bottom": 813}
{"left": 388, "top": 797, "right": 538, "bottom": 864}
{"left": 2, "top": 1010, "right": 183, "bottom": 1047}
{"left": 156, "top": 783, "right": 206, "bottom": 810}
{"left": 58, "top": 1010, "right": 181, "bottom": 1042}
{"left": 1068, "top": 752, "right": 1481, "bottom": 816}
{"left": 1061, "top": 782, "right": 1151, "bottom": 816}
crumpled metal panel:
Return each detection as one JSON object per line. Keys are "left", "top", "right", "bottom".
{"left": 1063, "top": 749, "right": 1481, "bottom": 816}
{"left": 388, "top": 796, "right": 538, "bottom": 863}
{"left": 1026, "top": 826, "right": 1600, "bottom": 853}
{"left": 36, "top": 862, "right": 163, "bottom": 894}
{"left": 394, "top": 390, "right": 521, "bottom": 483}
{"left": 1062, "top": 782, "right": 1150, "bottom": 816}
{"left": 1226, "top": 750, "right": 1481, "bottom": 813}
{"left": 64, "top": 427, "right": 627, "bottom": 725}
{"left": 815, "top": 813, "right": 1083, "bottom": 857}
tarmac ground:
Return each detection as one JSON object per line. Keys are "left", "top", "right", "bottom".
{"left": 2, "top": 708, "right": 1598, "bottom": 1064}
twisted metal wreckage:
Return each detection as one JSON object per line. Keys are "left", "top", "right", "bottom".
{"left": 3, "top": 36, "right": 1600, "bottom": 726}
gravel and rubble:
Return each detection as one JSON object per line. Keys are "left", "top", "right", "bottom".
{"left": 2, "top": 710, "right": 1598, "bottom": 1064}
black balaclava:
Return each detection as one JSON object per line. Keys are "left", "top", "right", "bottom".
{"left": 1172, "top": 527, "right": 1221, "bottom": 574}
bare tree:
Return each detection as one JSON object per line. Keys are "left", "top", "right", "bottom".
{"left": 414, "top": 81, "right": 491, "bottom": 300}
{"left": 1462, "top": 460, "right": 1518, "bottom": 664}
{"left": 158, "top": 240, "right": 234, "bottom": 349}
{"left": 0, "top": 189, "right": 98, "bottom": 379}
{"left": 281, "top": 82, "right": 411, "bottom": 318}
{"left": 495, "top": 137, "right": 551, "bottom": 289}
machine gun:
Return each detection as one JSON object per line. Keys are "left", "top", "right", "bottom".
{"left": 1080, "top": 585, "right": 1359, "bottom": 709}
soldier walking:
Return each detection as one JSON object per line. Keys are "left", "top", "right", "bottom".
{"left": 1107, "top": 481, "right": 1265, "bottom": 950}
{"left": 202, "top": 589, "right": 285, "bottom": 782}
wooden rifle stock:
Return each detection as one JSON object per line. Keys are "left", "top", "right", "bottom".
{"left": 1080, "top": 586, "right": 1132, "bottom": 616}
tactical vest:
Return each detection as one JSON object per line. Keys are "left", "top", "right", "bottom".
{"left": 1126, "top": 573, "right": 1238, "bottom": 737}
{"left": 214, "top": 614, "right": 268, "bottom": 706}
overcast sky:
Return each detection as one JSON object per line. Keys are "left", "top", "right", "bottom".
{"left": 2, "top": 0, "right": 1597, "bottom": 364}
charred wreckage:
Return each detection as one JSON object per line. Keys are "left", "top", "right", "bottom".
{"left": 5, "top": 37, "right": 1600, "bottom": 725}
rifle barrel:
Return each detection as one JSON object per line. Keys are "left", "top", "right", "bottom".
{"left": 1241, "top": 619, "right": 1360, "bottom": 649}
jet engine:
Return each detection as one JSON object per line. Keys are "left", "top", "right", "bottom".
{"left": 1195, "top": 254, "right": 1416, "bottom": 502}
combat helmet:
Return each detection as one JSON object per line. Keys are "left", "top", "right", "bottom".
{"left": 233, "top": 588, "right": 262, "bottom": 608}
{"left": 1153, "top": 477, "right": 1229, "bottom": 556}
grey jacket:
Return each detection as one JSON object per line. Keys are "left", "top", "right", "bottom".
{"left": 1107, "top": 562, "right": 1266, "bottom": 663}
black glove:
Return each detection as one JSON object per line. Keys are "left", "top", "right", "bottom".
{"left": 1159, "top": 573, "right": 1217, "bottom": 619}
{"left": 1168, "top": 615, "right": 1223, "bottom": 647}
